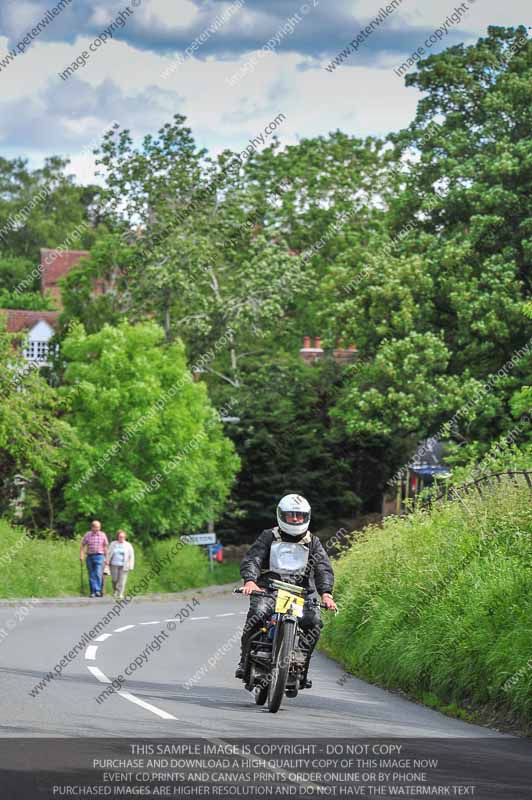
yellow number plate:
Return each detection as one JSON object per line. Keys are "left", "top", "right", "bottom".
{"left": 275, "top": 589, "right": 304, "bottom": 617}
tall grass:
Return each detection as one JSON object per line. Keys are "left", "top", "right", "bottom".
{"left": 320, "top": 482, "right": 532, "bottom": 731}
{"left": 0, "top": 520, "right": 239, "bottom": 598}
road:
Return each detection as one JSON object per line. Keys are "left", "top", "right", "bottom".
{"left": 0, "top": 585, "right": 505, "bottom": 738}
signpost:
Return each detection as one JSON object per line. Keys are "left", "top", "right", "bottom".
{"left": 180, "top": 533, "right": 216, "bottom": 545}
{"left": 181, "top": 533, "right": 221, "bottom": 570}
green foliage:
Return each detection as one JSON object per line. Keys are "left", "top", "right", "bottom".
{"left": 59, "top": 233, "right": 130, "bottom": 333}
{"left": 0, "top": 289, "right": 56, "bottom": 310}
{"left": 60, "top": 321, "right": 240, "bottom": 539}
{"left": 218, "top": 352, "right": 391, "bottom": 538}
{"left": 61, "top": 115, "right": 307, "bottom": 386}
{"left": 3, "top": 28, "right": 532, "bottom": 540}
{"left": 138, "top": 538, "right": 238, "bottom": 592}
{"left": 321, "top": 481, "right": 532, "bottom": 731}
{"left": 0, "top": 256, "right": 38, "bottom": 292}
{"left": 323, "top": 27, "right": 532, "bottom": 474}
{"left": 336, "top": 331, "right": 480, "bottom": 439}
{"left": 0, "top": 155, "right": 98, "bottom": 262}
{"left": 0, "top": 319, "right": 72, "bottom": 524}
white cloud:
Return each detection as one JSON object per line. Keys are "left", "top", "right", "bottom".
{"left": 0, "top": 30, "right": 435, "bottom": 183}
{"left": 0, "top": 0, "right": 529, "bottom": 185}
{"left": 135, "top": 0, "right": 200, "bottom": 31}
{"left": 387, "top": 0, "right": 528, "bottom": 31}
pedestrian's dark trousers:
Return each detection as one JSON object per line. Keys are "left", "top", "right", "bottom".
{"left": 240, "top": 592, "right": 322, "bottom": 668}
{"left": 86, "top": 553, "right": 104, "bottom": 595}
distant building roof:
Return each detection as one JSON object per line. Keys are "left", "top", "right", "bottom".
{"left": 40, "top": 248, "right": 90, "bottom": 304}
{"left": 299, "top": 336, "right": 357, "bottom": 364}
{"left": 1, "top": 309, "right": 60, "bottom": 334}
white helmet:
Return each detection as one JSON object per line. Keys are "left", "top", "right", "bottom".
{"left": 276, "top": 494, "right": 311, "bottom": 537}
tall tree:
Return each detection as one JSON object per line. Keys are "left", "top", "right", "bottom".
{"left": 60, "top": 321, "right": 240, "bottom": 539}
{"left": 62, "top": 115, "right": 307, "bottom": 388}
{"left": 0, "top": 318, "right": 72, "bottom": 528}
{"left": 324, "top": 26, "right": 532, "bottom": 473}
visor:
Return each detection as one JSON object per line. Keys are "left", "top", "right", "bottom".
{"left": 278, "top": 509, "right": 310, "bottom": 525}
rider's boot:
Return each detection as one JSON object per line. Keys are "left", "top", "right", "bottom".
{"left": 300, "top": 665, "right": 312, "bottom": 689}
{"left": 235, "top": 645, "right": 246, "bottom": 679}
{"left": 299, "top": 628, "right": 319, "bottom": 689}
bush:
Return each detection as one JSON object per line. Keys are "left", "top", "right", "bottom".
{"left": 320, "top": 480, "right": 532, "bottom": 731}
{"left": 0, "top": 520, "right": 239, "bottom": 598}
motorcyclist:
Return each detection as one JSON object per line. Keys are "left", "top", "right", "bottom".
{"left": 235, "top": 494, "right": 336, "bottom": 687}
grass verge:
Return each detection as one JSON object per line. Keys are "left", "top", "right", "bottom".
{"left": 320, "top": 481, "right": 532, "bottom": 734}
{"left": 0, "top": 519, "right": 240, "bottom": 598}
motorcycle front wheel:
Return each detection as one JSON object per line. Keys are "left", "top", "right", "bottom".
{"left": 255, "top": 681, "right": 268, "bottom": 705}
{"left": 267, "top": 621, "right": 296, "bottom": 713}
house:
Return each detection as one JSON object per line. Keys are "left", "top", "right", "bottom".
{"left": 1, "top": 248, "right": 89, "bottom": 366}
{"left": 40, "top": 248, "right": 90, "bottom": 305}
{"left": 1, "top": 309, "right": 60, "bottom": 366}
{"left": 382, "top": 438, "right": 452, "bottom": 517}
{"left": 299, "top": 336, "right": 357, "bottom": 364}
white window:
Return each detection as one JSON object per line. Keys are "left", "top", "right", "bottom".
{"left": 23, "top": 340, "right": 56, "bottom": 364}
{"left": 21, "top": 320, "right": 57, "bottom": 366}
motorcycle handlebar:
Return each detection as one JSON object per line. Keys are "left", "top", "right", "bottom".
{"left": 233, "top": 586, "right": 338, "bottom": 611}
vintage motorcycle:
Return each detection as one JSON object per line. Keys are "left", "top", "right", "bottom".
{"left": 234, "top": 578, "right": 335, "bottom": 713}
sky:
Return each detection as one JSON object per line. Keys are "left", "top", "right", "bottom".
{"left": 0, "top": 0, "right": 529, "bottom": 185}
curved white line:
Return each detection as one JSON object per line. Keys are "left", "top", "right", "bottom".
{"left": 117, "top": 691, "right": 176, "bottom": 720}
{"left": 85, "top": 619, "right": 178, "bottom": 721}
{"left": 140, "top": 620, "right": 160, "bottom": 625}
{"left": 87, "top": 665, "right": 110, "bottom": 683}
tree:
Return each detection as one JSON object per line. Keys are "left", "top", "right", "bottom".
{"left": 218, "top": 352, "right": 387, "bottom": 540}
{"left": 0, "top": 289, "right": 56, "bottom": 310}
{"left": 323, "top": 27, "right": 532, "bottom": 475}
{"left": 390, "top": 25, "right": 531, "bottom": 375}
{"left": 61, "top": 115, "right": 307, "bottom": 389}
{"left": 60, "top": 321, "right": 240, "bottom": 539}
{"left": 0, "top": 318, "right": 72, "bottom": 528}
{"left": 0, "top": 155, "right": 101, "bottom": 307}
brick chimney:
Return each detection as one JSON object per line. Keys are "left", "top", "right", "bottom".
{"left": 299, "top": 336, "right": 324, "bottom": 363}
{"left": 332, "top": 340, "right": 358, "bottom": 364}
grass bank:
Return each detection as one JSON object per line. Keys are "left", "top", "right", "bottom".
{"left": 320, "top": 481, "right": 532, "bottom": 733}
{"left": 0, "top": 520, "right": 240, "bottom": 598}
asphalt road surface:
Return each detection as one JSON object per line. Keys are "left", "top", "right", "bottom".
{"left": 0, "top": 585, "right": 506, "bottom": 739}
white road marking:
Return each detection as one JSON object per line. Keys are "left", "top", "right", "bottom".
{"left": 140, "top": 620, "right": 160, "bottom": 625}
{"left": 85, "top": 617, "right": 178, "bottom": 721}
{"left": 85, "top": 645, "right": 98, "bottom": 661}
{"left": 215, "top": 613, "right": 235, "bottom": 617}
{"left": 188, "top": 616, "right": 210, "bottom": 620}
{"left": 87, "top": 666, "right": 110, "bottom": 683}
{"left": 117, "top": 691, "right": 177, "bottom": 720}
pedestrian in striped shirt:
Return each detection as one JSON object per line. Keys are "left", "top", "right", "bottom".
{"left": 80, "top": 520, "right": 109, "bottom": 598}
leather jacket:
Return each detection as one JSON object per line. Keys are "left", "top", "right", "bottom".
{"left": 240, "top": 527, "right": 334, "bottom": 595}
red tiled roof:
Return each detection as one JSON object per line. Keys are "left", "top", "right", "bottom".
{"left": 40, "top": 249, "right": 90, "bottom": 298}
{"left": 0, "top": 309, "right": 60, "bottom": 334}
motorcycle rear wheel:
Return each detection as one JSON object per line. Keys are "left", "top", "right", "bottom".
{"left": 268, "top": 622, "right": 296, "bottom": 713}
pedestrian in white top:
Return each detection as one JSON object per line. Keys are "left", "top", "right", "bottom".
{"left": 105, "top": 530, "right": 135, "bottom": 599}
